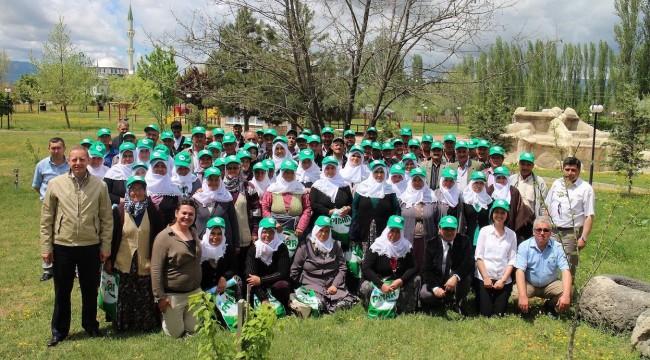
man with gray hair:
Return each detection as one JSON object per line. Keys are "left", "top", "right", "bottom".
{"left": 512, "top": 216, "right": 572, "bottom": 317}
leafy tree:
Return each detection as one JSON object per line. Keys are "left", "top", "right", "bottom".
{"left": 110, "top": 74, "right": 162, "bottom": 125}
{"left": 137, "top": 46, "right": 178, "bottom": 119}
{"left": 0, "top": 49, "right": 10, "bottom": 85}
{"left": 15, "top": 73, "right": 38, "bottom": 112}
{"left": 177, "top": 67, "right": 211, "bottom": 110}
{"left": 614, "top": 0, "right": 640, "bottom": 85}
{"left": 32, "top": 17, "right": 96, "bottom": 128}
{"left": 0, "top": 87, "right": 13, "bottom": 129}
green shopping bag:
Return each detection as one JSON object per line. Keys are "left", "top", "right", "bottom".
{"left": 215, "top": 292, "right": 239, "bottom": 332}
{"left": 331, "top": 214, "right": 352, "bottom": 246}
{"left": 344, "top": 242, "right": 364, "bottom": 279}
{"left": 367, "top": 280, "right": 400, "bottom": 319}
{"left": 283, "top": 230, "right": 299, "bottom": 259}
{"left": 97, "top": 267, "right": 119, "bottom": 319}
{"left": 253, "top": 290, "right": 286, "bottom": 318}
{"left": 294, "top": 286, "right": 321, "bottom": 317}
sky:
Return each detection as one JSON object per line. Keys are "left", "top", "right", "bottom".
{"left": 0, "top": 0, "right": 620, "bottom": 69}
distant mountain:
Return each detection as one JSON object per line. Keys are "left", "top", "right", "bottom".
{"left": 8, "top": 61, "right": 36, "bottom": 83}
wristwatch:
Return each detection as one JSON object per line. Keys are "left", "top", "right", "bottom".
{"left": 580, "top": 236, "right": 587, "bottom": 243}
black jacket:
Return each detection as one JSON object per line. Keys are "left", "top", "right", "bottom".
{"left": 422, "top": 233, "right": 474, "bottom": 291}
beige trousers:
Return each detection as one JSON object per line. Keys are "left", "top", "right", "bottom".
{"left": 511, "top": 280, "right": 564, "bottom": 306}
{"left": 162, "top": 288, "right": 201, "bottom": 338}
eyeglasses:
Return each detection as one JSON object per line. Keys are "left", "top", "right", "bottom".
{"left": 534, "top": 228, "right": 551, "bottom": 233}
{"left": 226, "top": 166, "right": 240, "bottom": 171}
{"left": 246, "top": 138, "right": 256, "bottom": 142}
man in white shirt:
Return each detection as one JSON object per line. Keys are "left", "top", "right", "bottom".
{"left": 510, "top": 152, "right": 548, "bottom": 240}
{"left": 544, "top": 157, "right": 595, "bottom": 276}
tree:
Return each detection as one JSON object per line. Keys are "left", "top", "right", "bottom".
{"left": 15, "top": 73, "right": 38, "bottom": 112}
{"left": 32, "top": 17, "right": 96, "bottom": 128}
{"left": 614, "top": 0, "right": 640, "bottom": 85}
{"left": 137, "top": 46, "right": 179, "bottom": 121}
{"left": 110, "top": 74, "right": 161, "bottom": 123}
{"left": 0, "top": 49, "right": 10, "bottom": 85}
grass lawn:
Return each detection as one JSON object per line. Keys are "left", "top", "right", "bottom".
{"left": 0, "top": 121, "right": 647, "bottom": 359}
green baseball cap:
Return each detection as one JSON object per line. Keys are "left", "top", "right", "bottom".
{"left": 366, "top": 126, "right": 378, "bottom": 134}
{"left": 272, "top": 135, "right": 288, "bottom": 145}
{"left": 91, "top": 142, "right": 107, "bottom": 156}
{"left": 402, "top": 152, "right": 417, "bottom": 162}
{"left": 491, "top": 199, "right": 510, "bottom": 212}
{"left": 455, "top": 140, "right": 469, "bottom": 150}
{"left": 97, "top": 128, "right": 111, "bottom": 137}
{"left": 387, "top": 215, "right": 405, "bottom": 230}
{"left": 470, "top": 171, "right": 487, "bottom": 182}
{"left": 361, "top": 139, "right": 373, "bottom": 148}
{"left": 477, "top": 139, "right": 490, "bottom": 148}
{"left": 439, "top": 215, "right": 458, "bottom": 229}
{"left": 468, "top": 139, "right": 477, "bottom": 149}
{"left": 421, "top": 134, "right": 434, "bottom": 143}
{"left": 243, "top": 142, "right": 258, "bottom": 151}
{"left": 161, "top": 130, "right": 174, "bottom": 140}
{"left": 174, "top": 152, "right": 191, "bottom": 168}
{"left": 519, "top": 152, "right": 535, "bottom": 163}
{"left": 237, "top": 150, "right": 252, "bottom": 160}
{"left": 349, "top": 145, "right": 364, "bottom": 154}
{"left": 493, "top": 166, "right": 510, "bottom": 177}
{"left": 131, "top": 161, "right": 148, "bottom": 171}
{"left": 264, "top": 128, "right": 278, "bottom": 137}
{"left": 297, "top": 134, "right": 309, "bottom": 142}
{"left": 150, "top": 151, "right": 168, "bottom": 163}
{"left": 259, "top": 217, "right": 277, "bottom": 229}
{"left": 441, "top": 167, "right": 457, "bottom": 180}
{"left": 301, "top": 129, "right": 313, "bottom": 136}
{"left": 314, "top": 216, "right": 332, "bottom": 227}
{"left": 382, "top": 142, "right": 394, "bottom": 151}
{"left": 489, "top": 146, "right": 505, "bottom": 157}
{"left": 137, "top": 139, "right": 154, "bottom": 150}
{"left": 286, "top": 128, "right": 298, "bottom": 136}
{"left": 280, "top": 159, "right": 298, "bottom": 171}
{"left": 80, "top": 138, "right": 94, "bottom": 146}
{"left": 123, "top": 132, "right": 136, "bottom": 140}
{"left": 206, "top": 216, "right": 226, "bottom": 229}
{"left": 308, "top": 135, "right": 321, "bottom": 144}
{"left": 204, "top": 166, "right": 221, "bottom": 178}
{"left": 443, "top": 134, "right": 456, "bottom": 142}
{"left": 431, "top": 141, "right": 443, "bottom": 150}
{"left": 224, "top": 155, "right": 241, "bottom": 165}
{"left": 298, "top": 148, "right": 315, "bottom": 161}
{"left": 126, "top": 175, "right": 147, "bottom": 188}
{"left": 222, "top": 133, "right": 237, "bottom": 144}
{"left": 144, "top": 124, "right": 160, "bottom": 133}
{"left": 192, "top": 126, "right": 206, "bottom": 136}
{"left": 369, "top": 159, "right": 387, "bottom": 170}
{"left": 344, "top": 130, "right": 356, "bottom": 137}
{"left": 263, "top": 159, "right": 275, "bottom": 170}
{"left": 213, "top": 128, "right": 225, "bottom": 136}
{"left": 255, "top": 128, "right": 264, "bottom": 135}
{"left": 213, "top": 157, "right": 226, "bottom": 168}
{"left": 197, "top": 149, "right": 213, "bottom": 159}
{"left": 183, "top": 137, "right": 193, "bottom": 146}
{"left": 371, "top": 141, "right": 382, "bottom": 151}
{"left": 154, "top": 144, "right": 170, "bottom": 156}
{"left": 391, "top": 138, "right": 404, "bottom": 146}
{"left": 89, "top": 146, "right": 104, "bottom": 158}
{"left": 390, "top": 164, "right": 405, "bottom": 175}
{"left": 119, "top": 142, "right": 136, "bottom": 153}
{"left": 400, "top": 127, "right": 412, "bottom": 136}
{"left": 408, "top": 139, "right": 421, "bottom": 148}
{"left": 322, "top": 126, "right": 334, "bottom": 135}
{"left": 253, "top": 162, "right": 268, "bottom": 171}
{"left": 322, "top": 156, "right": 339, "bottom": 167}
{"left": 410, "top": 167, "right": 427, "bottom": 178}
{"left": 207, "top": 141, "right": 223, "bottom": 152}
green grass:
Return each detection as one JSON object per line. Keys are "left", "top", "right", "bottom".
{"left": 0, "top": 124, "right": 648, "bottom": 359}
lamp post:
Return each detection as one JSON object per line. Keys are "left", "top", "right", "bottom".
{"left": 421, "top": 104, "right": 428, "bottom": 133}
{"left": 455, "top": 106, "right": 461, "bottom": 132}
{"left": 588, "top": 104, "right": 604, "bottom": 185}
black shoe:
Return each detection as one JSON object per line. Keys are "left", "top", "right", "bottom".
{"left": 543, "top": 300, "right": 559, "bottom": 319}
{"left": 86, "top": 329, "right": 104, "bottom": 338}
{"left": 40, "top": 273, "right": 53, "bottom": 282}
{"left": 452, "top": 304, "right": 468, "bottom": 317}
{"left": 47, "top": 336, "right": 65, "bottom": 347}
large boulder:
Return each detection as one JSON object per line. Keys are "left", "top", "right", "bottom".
{"left": 632, "top": 309, "right": 650, "bottom": 357}
{"left": 579, "top": 275, "right": 650, "bottom": 332}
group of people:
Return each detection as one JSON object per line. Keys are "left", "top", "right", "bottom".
{"left": 35, "top": 120, "right": 595, "bottom": 346}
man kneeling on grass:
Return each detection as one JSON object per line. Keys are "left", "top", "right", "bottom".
{"left": 511, "top": 216, "right": 572, "bottom": 317}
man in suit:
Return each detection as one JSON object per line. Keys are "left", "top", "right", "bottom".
{"left": 170, "top": 120, "right": 185, "bottom": 153}
{"left": 420, "top": 215, "right": 474, "bottom": 315}
{"left": 445, "top": 140, "right": 484, "bottom": 192}
{"left": 419, "top": 140, "right": 444, "bottom": 191}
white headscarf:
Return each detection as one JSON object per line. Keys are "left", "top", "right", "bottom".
{"left": 251, "top": 171, "right": 271, "bottom": 197}
{"left": 340, "top": 158, "right": 370, "bottom": 184}
{"left": 145, "top": 160, "right": 182, "bottom": 196}
{"left": 386, "top": 174, "right": 408, "bottom": 197}
{"left": 200, "top": 227, "right": 228, "bottom": 262}
{"left": 296, "top": 160, "right": 321, "bottom": 183}
{"left": 310, "top": 224, "right": 334, "bottom": 254}
{"left": 104, "top": 151, "right": 134, "bottom": 181}
{"left": 87, "top": 164, "right": 109, "bottom": 180}
{"left": 355, "top": 167, "right": 394, "bottom": 199}
{"left": 491, "top": 176, "right": 512, "bottom": 203}
{"left": 192, "top": 176, "right": 233, "bottom": 206}
{"left": 254, "top": 228, "right": 284, "bottom": 266}
{"left": 266, "top": 169, "right": 306, "bottom": 194}
{"left": 438, "top": 177, "right": 460, "bottom": 207}
{"left": 399, "top": 175, "right": 437, "bottom": 209}
{"left": 462, "top": 179, "right": 492, "bottom": 210}
{"left": 369, "top": 227, "right": 412, "bottom": 258}
{"left": 312, "top": 164, "right": 349, "bottom": 203}
{"left": 171, "top": 167, "right": 198, "bottom": 195}
{"left": 272, "top": 142, "right": 292, "bottom": 170}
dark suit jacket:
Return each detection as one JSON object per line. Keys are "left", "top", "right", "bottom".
{"left": 174, "top": 136, "right": 186, "bottom": 153}
{"left": 422, "top": 233, "right": 474, "bottom": 291}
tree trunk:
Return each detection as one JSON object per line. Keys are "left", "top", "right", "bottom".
{"left": 243, "top": 109, "right": 250, "bottom": 132}
{"left": 63, "top": 104, "right": 71, "bottom": 129}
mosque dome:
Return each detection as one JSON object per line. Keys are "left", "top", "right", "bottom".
{"left": 97, "top": 57, "right": 124, "bottom": 69}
